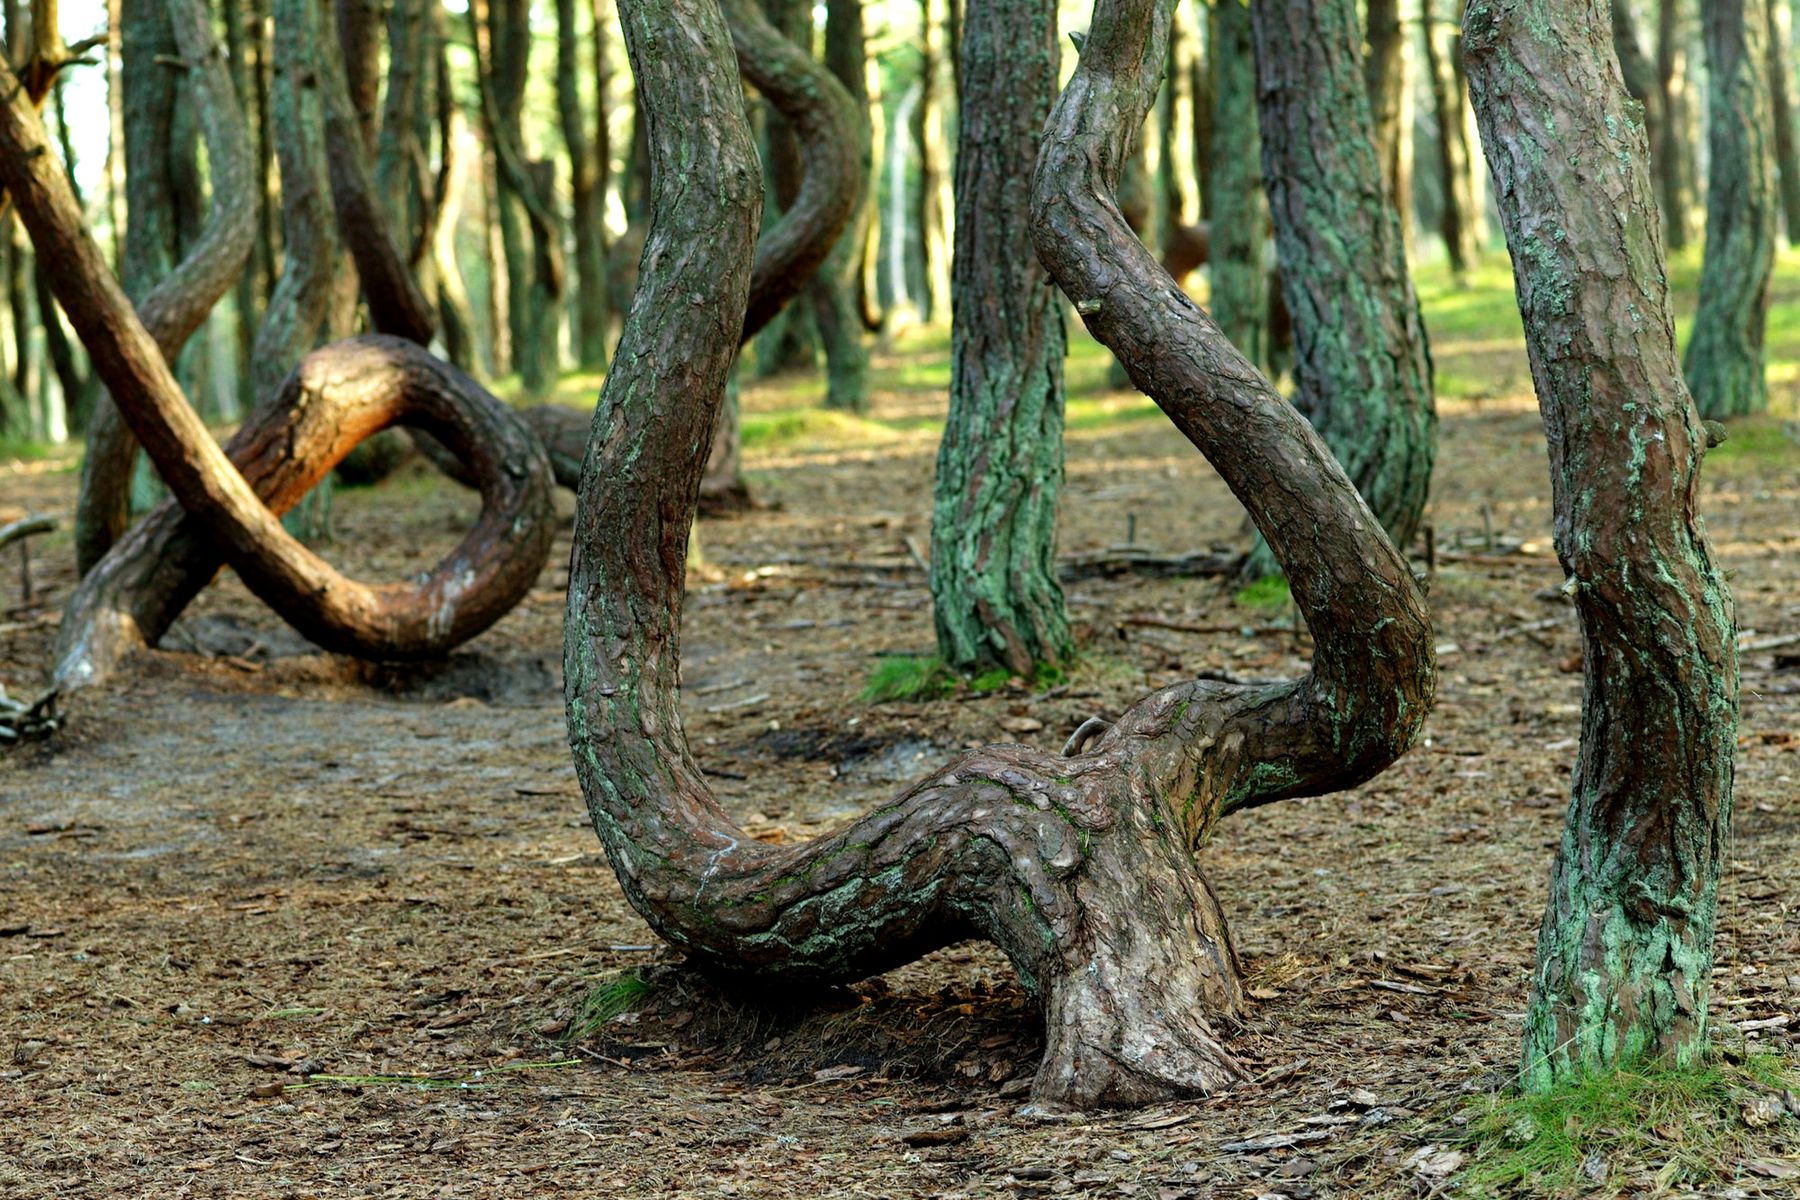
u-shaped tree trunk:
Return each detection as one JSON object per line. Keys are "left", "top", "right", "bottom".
{"left": 564, "top": 0, "right": 1434, "bottom": 1109}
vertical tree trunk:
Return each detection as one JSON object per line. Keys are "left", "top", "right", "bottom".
{"left": 1765, "top": 0, "right": 1800, "bottom": 244}
{"left": 1251, "top": 0, "right": 1436, "bottom": 560}
{"left": 1684, "top": 0, "right": 1777, "bottom": 419}
{"left": 221, "top": 0, "right": 265, "bottom": 413}
{"left": 807, "top": 0, "right": 872, "bottom": 412}
{"left": 335, "top": 0, "right": 381, "bottom": 154}
{"left": 1192, "top": 0, "right": 1214, "bottom": 220}
{"left": 559, "top": 0, "right": 611, "bottom": 368}
{"left": 914, "top": 0, "right": 952, "bottom": 322}
{"left": 1611, "top": 0, "right": 1665, "bottom": 195}
{"left": 1464, "top": 0, "right": 1739, "bottom": 1090}
{"left": 1424, "top": 0, "right": 1478, "bottom": 276}
{"left": 1657, "top": 0, "right": 1695, "bottom": 250}
{"left": 433, "top": 50, "right": 480, "bottom": 375}
{"left": 1362, "top": 0, "right": 1413, "bottom": 251}
{"left": 928, "top": 0, "right": 1069, "bottom": 677}
{"left": 750, "top": 0, "right": 821, "bottom": 377}
{"left": 1207, "top": 0, "right": 1267, "bottom": 366}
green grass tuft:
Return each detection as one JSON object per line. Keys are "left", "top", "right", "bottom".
{"left": 861, "top": 655, "right": 954, "bottom": 703}
{"left": 1234, "top": 575, "right": 1292, "bottom": 610}
{"left": 566, "top": 971, "right": 654, "bottom": 1042}
{"left": 1458, "top": 1052, "right": 1798, "bottom": 1198}
{"left": 967, "top": 666, "right": 1012, "bottom": 693}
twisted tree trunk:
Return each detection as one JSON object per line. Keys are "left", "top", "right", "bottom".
{"left": 1464, "top": 0, "right": 1739, "bottom": 1090}
{"left": 565, "top": 0, "right": 1433, "bottom": 1110}
{"left": 75, "top": 0, "right": 257, "bottom": 576}
{"left": 1250, "top": 0, "right": 1436, "bottom": 563}
{"left": 1684, "top": 0, "right": 1777, "bottom": 419}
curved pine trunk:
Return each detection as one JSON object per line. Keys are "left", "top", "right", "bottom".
{"left": 1464, "top": 0, "right": 1739, "bottom": 1090}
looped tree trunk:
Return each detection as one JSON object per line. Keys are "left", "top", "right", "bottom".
{"left": 565, "top": 0, "right": 1434, "bottom": 1110}
{"left": 74, "top": 0, "right": 259, "bottom": 575}
{"left": 0, "top": 58, "right": 555, "bottom": 689}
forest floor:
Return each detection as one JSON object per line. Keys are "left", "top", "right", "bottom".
{"left": 1, "top": 252, "right": 1798, "bottom": 1199}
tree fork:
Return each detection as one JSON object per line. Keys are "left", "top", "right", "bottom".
{"left": 1463, "top": 0, "right": 1739, "bottom": 1088}
{"left": 566, "top": 0, "right": 1433, "bottom": 1109}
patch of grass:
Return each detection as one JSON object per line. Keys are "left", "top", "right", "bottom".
{"left": 861, "top": 655, "right": 954, "bottom": 703}
{"left": 0, "top": 435, "right": 63, "bottom": 463}
{"left": 567, "top": 971, "right": 654, "bottom": 1042}
{"left": 967, "top": 666, "right": 1012, "bottom": 693}
{"left": 1705, "top": 416, "right": 1800, "bottom": 471}
{"left": 1234, "top": 575, "right": 1291, "bottom": 610}
{"left": 1458, "top": 1052, "right": 1798, "bottom": 1199}
{"left": 741, "top": 407, "right": 905, "bottom": 452}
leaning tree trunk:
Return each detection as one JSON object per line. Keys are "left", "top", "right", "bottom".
{"left": 927, "top": 0, "right": 1070, "bottom": 678}
{"left": 1207, "top": 0, "right": 1267, "bottom": 367}
{"left": 1765, "top": 0, "right": 1800, "bottom": 246}
{"left": 1250, "top": 0, "right": 1436, "bottom": 563}
{"left": 1464, "top": 0, "right": 1739, "bottom": 1090}
{"left": 806, "top": 0, "right": 872, "bottom": 413}
{"left": 76, "top": 0, "right": 257, "bottom": 576}
{"left": 567, "top": 0, "right": 1433, "bottom": 1110}
{"left": 1684, "top": 0, "right": 1777, "bottom": 419}
{"left": 558, "top": 0, "right": 610, "bottom": 368}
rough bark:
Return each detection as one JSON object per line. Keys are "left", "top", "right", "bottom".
{"left": 1363, "top": 0, "right": 1413, "bottom": 251}
{"left": 1207, "top": 0, "right": 1267, "bottom": 366}
{"left": 75, "top": 0, "right": 258, "bottom": 576}
{"left": 928, "top": 0, "right": 1069, "bottom": 677}
{"left": 1463, "top": 0, "right": 1739, "bottom": 1089}
{"left": 1612, "top": 0, "right": 1664, "bottom": 188}
{"left": 251, "top": 0, "right": 339, "bottom": 405}
{"left": 1766, "top": 0, "right": 1800, "bottom": 245}
{"left": 1250, "top": 0, "right": 1436, "bottom": 559}
{"left": 559, "top": 0, "right": 611, "bottom": 368}
{"left": 1656, "top": 0, "right": 1694, "bottom": 250}
{"left": 566, "top": 0, "right": 1433, "bottom": 1111}
{"left": 806, "top": 0, "right": 872, "bottom": 412}
{"left": 1683, "top": 0, "right": 1777, "bottom": 419}
{"left": 0, "top": 64, "right": 555, "bottom": 687}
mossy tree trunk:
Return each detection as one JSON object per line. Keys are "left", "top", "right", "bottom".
{"left": 927, "top": 0, "right": 1069, "bottom": 678}
{"left": 1250, "top": 0, "right": 1436, "bottom": 561}
{"left": 1464, "top": 0, "right": 1739, "bottom": 1091}
{"left": 1683, "top": 0, "right": 1777, "bottom": 419}
{"left": 1206, "top": 0, "right": 1267, "bottom": 367}
{"left": 567, "top": 0, "right": 1434, "bottom": 1110}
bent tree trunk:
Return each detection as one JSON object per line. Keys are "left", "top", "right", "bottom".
{"left": 566, "top": 0, "right": 1433, "bottom": 1108}
{"left": 1684, "top": 0, "right": 1777, "bottom": 419}
{"left": 927, "top": 0, "right": 1071, "bottom": 677}
{"left": 1250, "top": 0, "right": 1436, "bottom": 562}
{"left": 1464, "top": 0, "right": 1739, "bottom": 1089}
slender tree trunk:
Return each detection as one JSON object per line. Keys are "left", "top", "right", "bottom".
{"left": 1465, "top": 0, "right": 1739, "bottom": 1090}
{"left": 1424, "top": 0, "right": 1477, "bottom": 276}
{"left": 807, "top": 0, "right": 871, "bottom": 412}
{"left": 1250, "top": 0, "right": 1436, "bottom": 560}
{"left": 1207, "top": 0, "right": 1266, "bottom": 366}
{"left": 1684, "top": 0, "right": 1777, "bottom": 419}
{"left": 433, "top": 55, "right": 480, "bottom": 375}
{"left": 1192, "top": 0, "right": 1214, "bottom": 220}
{"left": 1657, "top": 0, "right": 1695, "bottom": 250}
{"left": 914, "top": 0, "right": 952, "bottom": 322}
{"left": 335, "top": 0, "right": 381, "bottom": 154}
{"left": 1363, "top": 0, "right": 1413, "bottom": 251}
{"left": 751, "top": 0, "right": 821, "bottom": 378}
{"left": 1766, "top": 0, "right": 1800, "bottom": 244}
{"left": 928, "top": 0, "right": 1069, "bottom": 676}
{"left": 558, "top": 0, "right": 610, "bottom": 368}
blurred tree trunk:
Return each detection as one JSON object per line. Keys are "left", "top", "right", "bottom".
{"left": 1251, "top": 0, "right": 1436, "bottom": 562}
{"left": 1465, "top": 0, "right": 1739, "bottom": 1091}
{"left": 751, "top": 0, "right": 820, "bottom": 377}
{"left": 929, "top": 0, "right": 1068, "bottom": 676}
{"left": 433, "top": 42, "right": 479, "bottom": 375}
{"left": 335, "top": 0, "right": 381, "bottom": 153}
{"left": 1192, "top": 0, "right": 1213, "bottom": 219}
{"left": 558, "top": 0, "right": 609, "bottom": 368}
{"left": 1766, "top": 0, "right": 1800, "bottom": 244}
{"left": 807, "top": 0, "right": 871, "bottom": 411}
{"left": 915, "top": 0, "right": 951, "bottom": 321}
{"left": 221, "top": 0, "right": 266, "bottom": 413}
{"left": 1207, "top": 0, "right": 1266, "bottom": 366}
{"left": 1657, "top": 0, "right": 1695, "bottom": 250}
{"left": 1425, "top": 0, "right": 1478, "bottom": 276}
{"left": 1685, "top": 0, "right": 1776, "bottom": 418}
{"left": 1362, "top": 0, "right": 1413, "bottom": 251}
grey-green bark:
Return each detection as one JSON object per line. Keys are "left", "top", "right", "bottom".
{"left": 1250, "top": 0, "right": 1436, "bottom": 559}
{"left": 928, "top": 0, "right": 1069, "bottom": 676}
{"left": 1765, "top": 0, "right": 1800, "bottom": 245}
{"left": 807, "top": 0, "right": 871, "bottom": 412}
{"left": 1206, "top": 0, "right": 1266, "bottom": 366}
{"left": 1465, "top": 0, "right": 1739, "bottom": 1090}
{"left": 1684, "top": 0, "right": 1777, "bottom": 419}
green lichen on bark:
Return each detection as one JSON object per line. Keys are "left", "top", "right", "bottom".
{"left": 1683, "top": 0, "right": 1778, "bottom": 419}
{"left": 1249, "top": 0, "right": 1437, "bottom": 556}
{"left": 928, "top": 0, "right": 1072, "bottom": 676}
{"left": 1464, "top": 0, "right": 1739, "bottom": 1092}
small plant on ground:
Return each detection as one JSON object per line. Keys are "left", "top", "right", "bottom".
{"left": 860, "top": 655, "right": 955, "bottom": 702}
{"left": 566, "top": 970, "right": 655, "bottom": 1042}
{"left": 1234, "top": 575, "right": 1292, "bottom": 610}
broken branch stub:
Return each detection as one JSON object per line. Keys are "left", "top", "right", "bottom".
{"left": 564, "top": 0, "right": 1433, "bottom": 1109}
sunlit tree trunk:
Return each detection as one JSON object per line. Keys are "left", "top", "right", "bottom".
{"left": 1684, "top": 0, "right": 1777, "bottom": 418}
{"left": 1465, "top": 0, "right": 1739, "bottom": 1090}
{"left": 914, "top": 0, "right": 952, "bottom": 322}
{"left": 928, "top": 0, "right": 1069, "bottom": 676}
